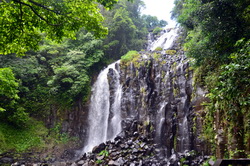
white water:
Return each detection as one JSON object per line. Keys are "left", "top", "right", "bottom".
{"left": 149, "top": 27, "right": 191, "bottom": 155}
{"left": 180, "top": 116, "right": 189, "bottom": 152}
{"left": 83, "top": 61, "right": 122, "bottom": 153}
{"left": 155, "top": 102, "right": 166, "bottom": 142}
{"left": 107, "top": 67, "right": 122, "bottom": 140}
{"left": 148, "top": 27, "right": 178, "bottom": 51}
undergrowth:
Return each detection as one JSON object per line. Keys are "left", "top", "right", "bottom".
{"left": 0, "top": 119, "right": 75, "bottom": 154}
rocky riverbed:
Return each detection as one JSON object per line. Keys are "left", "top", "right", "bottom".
{"left": 71, "top": 120, "right": 212, "bottom": 166}
{"left": 5, "top": 119, "right": 213, "bottom": 166}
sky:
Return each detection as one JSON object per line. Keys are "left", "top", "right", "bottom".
{"left": 141, "top": 0, "right": 176, "bottom": 27}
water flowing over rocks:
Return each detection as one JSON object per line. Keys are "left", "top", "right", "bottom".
{"left": 71, "top": 121, "right": 210, "bottom": 166}
{"left": 76, "top": 27, "right": 211, "bottom": 165}
{"left": 83, "top": 61, "right": 122, "bottom": 153}
{"left": 7, "top": 28, "right": 212, "bottom": 165}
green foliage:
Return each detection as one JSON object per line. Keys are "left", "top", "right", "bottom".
{"left": 207, "top": 39, "right": 250, "bottom": 114}
{"left": 0, "top": 119, "right": 76, "bottom": 154}
{"left": 0, "top": 31, "right": 103, "bottom": 128}
{"left": 216, "top": 39, "right": 250, "bottom": 105}
{"left": 142, "top": 15, "right": 168, "bottom": 30}
{"left": 152, "top": 27, "right": 163, "bottom": 35}
{"left": 153, "top": 53, "right": 161, "bottom": 60}
{"left": 102, "top": 0, "right": 169, "bottom": 60}
{"left": 173, "top": 0, "right": 250, "bottom": 158}
{"left": 165, "top": 50, "right": 177, "bottom": 55}
{"left": 199, "top": 39, "right": 250, "bottom": 158}
{"left": 50, "top": 122, "right": 72, "bottom": 144}
{"left": 47, "top": 32, "right": 103, "bottom": 106}
{"left": 173, "top": 0, "right": 250, "bottom": 66}
{"left": 202, "top": 162, "right": 210, "bottom": 166}
{"left": 103, "top": 0, "right": 148, "bottom": 60}
{"left": 154, "top": 47, "right": 163, "bottom": 51}
{"left": 8, "top": 107, "right": 30, "bottom": 127}
{"left": 0, "top": 0, "right": 119, "bottom": 55}
{"left": 0, "top": 68, "right": 19, "bottom": 111}
{"left": 99, "top": 149, "right": 109, "bottom": 157}
{"left": 0, "top": 68, "right": 30, "bottom": 127}
{"left": 0, "top": 120, "right": 48, "bottom": 153}
{"left": 96, "top": 159, "right": 103, "bottom": 164}
{"left": 120, "top": 50, "right": 140, "bottom": 66}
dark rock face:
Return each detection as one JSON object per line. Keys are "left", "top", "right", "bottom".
{"left": 118, "top": 50, "right": 209, "bottom": 157}
{"left": 45, "top": 98, "right": 89, "bottom": 146}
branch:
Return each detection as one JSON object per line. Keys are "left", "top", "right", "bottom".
{"left": 27, "top": 0, "right": 62, "bottom": 15}
{"left": 13, "top": 0, "right": 61, "bottom": 26}
{"left": 19, "top": 2, "right": 24, "bottom": 32}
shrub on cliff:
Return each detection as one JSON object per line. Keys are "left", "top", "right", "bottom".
{"left": 120, "top": 50, "right": 140, "bottom": 67}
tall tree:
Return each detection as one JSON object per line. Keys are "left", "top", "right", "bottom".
{"left": 0, "top": 0, "right": 118, "bottom": 55}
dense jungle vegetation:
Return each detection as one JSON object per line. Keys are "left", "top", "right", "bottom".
{"left": 0, "top": 0, "right": 167, "bottom": 154}
{"left": 172, "top": 0, "right": 250, "bottom": 158}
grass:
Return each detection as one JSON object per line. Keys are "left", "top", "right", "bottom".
{"left": 120, "top": 50, "right": 140, "bottom": 67}
{"left": 0, "top": 119, "right": 79, "bottom": 161}
{"left": 0, "top": 120, "right": 48, "bottom": 153}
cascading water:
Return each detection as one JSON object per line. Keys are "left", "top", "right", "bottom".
{"left": 180, "top": 116, "right": 189, "bottom": 152}
{"left": 147, "top": 27, "right": 192, "bottom": 154}
{"left": 148, "top": 27, "right": 178, "bottom": 51}
{"left": 107, "top": 66, "right": 122, "bottom": 140}
{"left": 155, "top": 102, "right": 166, "bottom": 144}
{"left": 75, "top": 26, "right": 209, "bottom": 165}
{"left": 82, "top": 61, "right": 122, "bottom": 153}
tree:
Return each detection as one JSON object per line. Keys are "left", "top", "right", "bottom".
{"left": 102, "top": 0, "right": 148, "bottom": 60}
{"left": 172, "top": 0, "right": 250, "bottom": 65}
{"left": 142, "top": 15, "right": 167, "bottom": 30}
{"left": 172, "top": 0, "right": 250, "bottom": 158}
{"left": 44, "top": 32, "right": 104, "bottom": 105}
{"left": 0, "top": 0, "right": 118, "bottom": 55}
{"left": 0, "top": 68, "right": 19, "bottom": 112}
{"left": 0, "top": 68, "right": 29, "bottom": 127}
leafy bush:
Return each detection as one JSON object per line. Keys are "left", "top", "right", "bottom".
{"left": 0, "top": 68, "right": 30, "bottom": 127}
{"left": 154, "top": 47, "right": 163, "bottom": 51}
{"left": 203, "top": 39, "right": 250, "bottom": 158}
{"left": 0, "top": 68, "right": 19, "bottom": 111}
{"left": 152, "top": 27, "right": 163, "bottom": 35}
{"left": 120, "top": 50, "right": 140, "bottom": 66}
{"left": 165, "top": 50, "right": 177, "bottom": 55}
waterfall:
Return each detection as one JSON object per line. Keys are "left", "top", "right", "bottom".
{"left": 82, "top": 26, "right": 192, "bottom": 157}
{"left": 180, "top": 116, "right": 189, "bottom": 152}
{"left": 155, "top": 102, "right": 166, "bottom": 144}
{"left": 75, "top": 26, "right": 209, "bottom": 165}
{"left": 83, "top": 61, "right": 122, "bottom": 153}
{"left": 147, "top": 27, "right": 191, "bottom": 154}
{"left": 148, "top": 27, "right": 178, "bottom": 51}
{"left": 107, "top": 67, "right": 122, "bottom": 140}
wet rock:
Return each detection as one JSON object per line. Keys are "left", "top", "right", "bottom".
{"left": 77, "top": 160, "right": 84, "bottom": 165}
{"left": 70, "top": 163, "right": 77, "bottom": 166}
{"left": 0, "top": 157, "right": 14, "bottom": 163}
{"left": 209, "top": 159, "right": 215, "bottom": 165}
{"left": 92, "top": 143, "right": 106, "bottom": 153}
{"left": 132, "top": 148, "right": 138, "bottom": 154}
{"left": 96, "top": 155, "right": 104, "bottom": 160}
{"left": 115, "top": 157, "right": 125, "bottom": 165}
{"left": 129, "top": 163, "right": 135, "bottom": 166}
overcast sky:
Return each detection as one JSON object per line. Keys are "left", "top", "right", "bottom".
{"left": 141, "top": 0, "right": 176, "bottom": 27}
